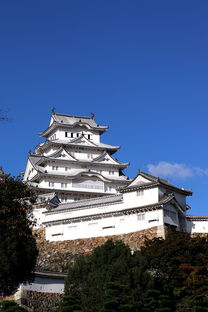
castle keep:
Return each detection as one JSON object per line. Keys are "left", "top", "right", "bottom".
{"left": 20, "top": 111, "right": 208, "bottom": 311}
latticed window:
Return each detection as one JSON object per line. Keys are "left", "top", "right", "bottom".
{"left": 61, "top": 183, "right": 67, "bottom": 188}
{"left": 137, "top": 213, "right": 145, "bottom": 221}
{"left": 136, "top": 190, "right": 144, "bottom": 196}
{"left": 72, "top": 178, "right": 103, "bottom": 190}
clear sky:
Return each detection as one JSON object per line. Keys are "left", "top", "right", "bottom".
{"left": 0, "top": 0, "right": 208, "bottom": 215}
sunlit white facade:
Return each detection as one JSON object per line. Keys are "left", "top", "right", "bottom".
{"left": 24, "top": 112, "right": 208, "bottom": 238}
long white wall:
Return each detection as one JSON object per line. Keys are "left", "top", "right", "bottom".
{"left": 187, "top": 219, "right": 208, "bottom": 233}
{"left": 21, "top": 277, "right": 64, "bottom": 293}
{"left": 45, "top": 209, "right": 164, "bottom": 241}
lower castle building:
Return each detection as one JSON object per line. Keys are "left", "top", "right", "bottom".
{"left": 19, "top": 112, "right": 208, "bottom": 311}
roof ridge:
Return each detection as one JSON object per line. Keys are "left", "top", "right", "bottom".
{"left": 54, "top": 112, "right": 93, "bottom": 120}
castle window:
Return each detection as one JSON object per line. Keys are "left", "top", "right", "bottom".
{"left": 65, "top": 132, "right": 68, "bottom": 137}
{"left": 136, "top": 190, "right": 144, "bottom": 196}
{"left": 77, "top": 133, "right": 79, "bottom": 138}
{"left": 52, "top": 166, "right": 58, "bottom": 170}
{"left": 71, "top": 133, "right": 73, "bottom": 138}
{"left": 102, "top": 225, "right": 115, "bottom": 230}
{"left": 68, "top": 225, "right": 77, "bottom": 231}
{"left": 65, "top": 167, "right": 68, "bottom": 171}
{"left": 88, "top": 222, "right": 98, "bottom": 228}
{"left": 61, "top": 197, "right": 68, "bottom": 203}
{"left": 49, "top": 182, "right": 54, "bottom": 187}
{"left": 61, "top": 183, "right": 67, "bottom": 188}
{"left": 137, "top": 213, "right": 145, "bottom": 221}
{"left": 88, "top": 134, "right": 91, "bottom": 139}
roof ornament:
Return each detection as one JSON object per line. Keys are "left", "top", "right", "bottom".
{"left": 91, "top": 112, "right": 95, "bottom": 119}
{"left": 51, "top": 107, "right": 56, "bottom": 115}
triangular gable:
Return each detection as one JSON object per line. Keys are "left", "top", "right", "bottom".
{"left": 127, "top": 172, "right": 155, "bottom": 188}
{"left": 93, "top": 152, "right": 121, "bottom": 165}
{"left": 49, "top": 148, "right": 77, "bottom": 161}
{"left": 70, "top": 136, "right": 97, "bottom": 146}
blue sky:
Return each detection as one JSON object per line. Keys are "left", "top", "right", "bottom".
{"left": 0, "top": 0, "right": 208, "bottom": 215}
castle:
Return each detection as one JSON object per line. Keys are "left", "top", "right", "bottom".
{"left": 20, "top": 111, "right": 208, "bottom": 311}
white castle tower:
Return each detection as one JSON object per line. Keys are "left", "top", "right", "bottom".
{"left": 24, "top": 111, "right": 130, "bottom": 204}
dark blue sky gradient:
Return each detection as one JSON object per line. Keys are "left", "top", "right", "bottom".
{"left": 0, "top": 1, "right": 208, "bottom": 214}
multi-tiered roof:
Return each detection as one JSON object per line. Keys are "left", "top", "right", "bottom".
{"left": 24, "top": 111, "right": 130, "bottom": 203}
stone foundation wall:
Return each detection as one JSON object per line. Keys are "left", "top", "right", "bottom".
{"left": 35, "top": 226, "right": 163, "bottom": 273}
{"left": 20, "top": 226, "right": 162, "bottom": 311}
{"left": 191, "top": 232, "right": 208, "bottom": 238}
{"left": 21, "top": 290, "right": 63, "bottom": 312}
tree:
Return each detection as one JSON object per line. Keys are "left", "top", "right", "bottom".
{"left": 61, "top": 232, "right": 208, "bottom": 312}
{"left": 101, "top": 281, "right": 136, "bottom": 312}
{"left": 0, "top": 300, "right": 27, "bottom": 312}
{"left": 0, "top": 174, "right": 38, "bottom": 296}
{"left": 63, "top": 240, "right": 153, "bottom": 312}
{"left": 58, "top": 295, "right": 81, "bottom": 312}
{"left": 141, "top": 229, "right": 208, "bottom": 311}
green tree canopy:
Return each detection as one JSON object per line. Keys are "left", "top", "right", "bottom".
{"left": 0, "top": 300, "right": 27, "bottom": 312}
{"left": 141, "top": 229, "right": 208, "bottom": 310}
{"left": 63, "top": 240, "right": 153, "bottom": 312}
{"left": 0, "top": 175, "right": 38, "bottom": 296}
{"left": 60, "top": 231, "right": 208, "bottom": 312}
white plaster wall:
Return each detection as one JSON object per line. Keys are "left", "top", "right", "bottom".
{"left": 46, "top": 209, "right": 164, "bottom": 241}
{"left": 129, "top": 175, "right": 150, "bottom": 187}
{"left": 24, "top": 162, "right": 37, "bottom": 181}
{"left": 58, "top": 127, "right": 100, "bottom": 143}
{"left": 72, "top": 149, "right": 101, "bottom": 161}
{"left": 187, "top": 220, "right": 208, "bottom": 233}
{"left": 45, "top": 162, "right": 78, "bottom": 173}
{"left": 48, "top": 129, "right": 59, "bottom": 141}
{"left": 43, "top": 147, "right": 58, "bottom": 156}
{"left": 44, "top": 201, "right": 124, "bottom": 224}
{"left": 38, "top": 178, "right": 72, "bottom": 190}
{"left": 123, "top": 187, "right": 159, "bottom": 208}
{"left": 37, "top": 177, "right": 119, "bottom": 195}
{"left": 23, "top": 160, "right": 32, "bottom": 181}
{"left": 45, "top": 161, "right": 119, "bottom": 179}
{"left": 21, "top": 277, "right": 64, "bottom": 293}
{"left": 33, "top": 208, "right": 47, "bottom": 227}
{"left": 45, "top": 187, "right": 159, "bottom": 224}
